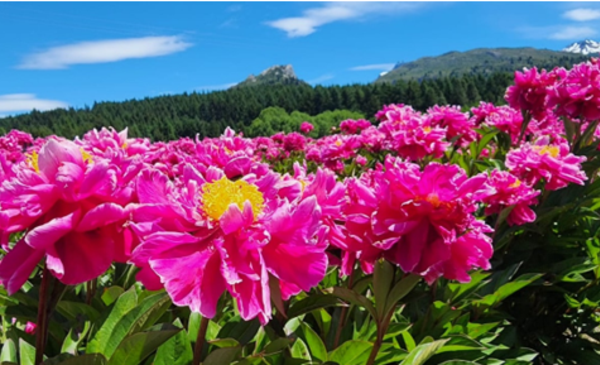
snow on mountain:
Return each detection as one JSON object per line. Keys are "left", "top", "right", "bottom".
{"left": 562, "top": 40, "right": 600, "bottom": 55}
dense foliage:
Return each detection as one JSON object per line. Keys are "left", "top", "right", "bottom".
{"left": 2, "top": 59, "right": 600, "bottom": 365}
{"left": 0, "top": 72, "right": 517, "bottom": 141}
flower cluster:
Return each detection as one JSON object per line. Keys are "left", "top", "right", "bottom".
{"left": 1, "top": 59, "right": 599, "bottom": 325}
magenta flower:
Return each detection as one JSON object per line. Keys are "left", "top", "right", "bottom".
{"left": 0, "top": 139, "right": 132, "bottom": 294}
{"left": 425, "top": 105, "right": 477, "bottom": 147}
{"left": 548, "top": 61, "right": 600, "bottom": 121}
{"left": 130, "top": 166, "right": 327, "bottom": 324}
{"left": 505, "top": 136, "right": 587, "bottom": 190}
{"left": 300, "top": 121, "right": 314, "bottom": 134}
{"left": 344, "top": 157, "right": 494, "bottom": 282}
{"left": 340, "top": 119, "right": 372, "bottom": 135}
{"left": 505, "top": 67, "right": 564, "bottom": 119}
{"left": 24, "top": 321, "right": 37, "bottom": 335}
{"left": 483, "top": 170, "right": 540, "bottom": 226}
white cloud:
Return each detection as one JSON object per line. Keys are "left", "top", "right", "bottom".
{"left": 549, "top": 26, "right": 597, "bottom": 40}
{"left": 308, "top": 74, "right": 335, "bottom": 85}
{"left": 350, "top": 63, "right": 395, "bottom": 71}
{"left": 19, "top": 36, "right": 192, "bottom": 70}
{"left": 563, "top": 8, "right": 600, "bottom": 22}
{"left": 195, "top": 83, "right": 237, "bottom": 91}
{"left": 0, "top": 94, "right": 68, "bottom": 113}
{"left": 266, "top": 2, "right": 423, "bottom": 37}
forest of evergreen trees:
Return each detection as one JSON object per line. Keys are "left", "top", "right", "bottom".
{"left": 0, "top": 72, "right": 515, "bottom": 140}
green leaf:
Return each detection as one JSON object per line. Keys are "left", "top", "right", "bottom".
{"left": 101, "top": 287, "right": 125, "bottom": 307}
{"left": 18, "top": 339, "right": 35, "bottom": 365}
{"left": 55, "top": 302, "right": 100, "bottom": 322}
{"left": 373, "top": 260, "right": 395, "bottom": 319}
{"left": 440, "top": 361, "right": 482, "bottom": 365}
{"left": 402, "top": 331, "right": 416, "bottom": 352}
{"left": 87, "top": 287, "right": 138, "bottom": 355}
{"left": 61, "top": 321, "right": 91, "bottom": 355}
{"left": 399, "top": 339, "right": 449, "bottom": 365}
{"left": 288, "top": 295, "right": 344, "bottom": 319}
{"left": 89, "top": 290, "right": 171, "bottom": 358}
{"left": 328, "top": 340, "right": 373, "bottom": 365}
{"left": 107, "top": 323, "right": 180, "bottom": 365}
{"left": 153, "top": 319, "right": 193, "bottom": 365}
{"left": 217, "top": 318, "right": 260, "bottom": 346}
{"left": 263, "top": 338, "right": 292, "bottom": 356}
{"left": 300, "top": 323, "right": 327, "bottom": 362}
{"left": 384, "top": 274, "right": 420, "bottom": 318}
{"left": 209, "top": 338, "right": 240, "bottom": 348}
{"left": 326, "top": 287, "right": 376, "bottom": 320}
{"left": 202, "top": 347, "right": 241, "bottom": 365}
{"left": 0, "top": 339, "right": 17, "bottom": 363}
{"left": 48, "top": 354, "right": 107, "bottom": 365}
{"left": 291, "top": 338, "right": 311, "bottom": 361}
{"left": 475, "top": 273, "right": 542, "bottom": 309}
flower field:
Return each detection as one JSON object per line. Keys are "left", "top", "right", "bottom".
{"left": 1, "top": 59, "right": 600, "bottom": 365}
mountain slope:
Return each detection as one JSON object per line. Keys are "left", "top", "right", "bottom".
{"left": 235, "top": 65, "right": 309, "bottom": 88}
{"left": 563, "top": 40, "right": 600, "bottom": 55}
{"left": 375, "top": 47, "right": 589, "bottom": 82}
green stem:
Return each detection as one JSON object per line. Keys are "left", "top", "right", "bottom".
{"left": 333, "top": 273, "right": 355, "bottom": 349}
{"left": 366, "top": 309, "right": 394, "bottom": 365}
{"left": 35, "top": 263, "right": 50, "bottom": 365}
{"left": 192, "top": 316, "right": 210, "bottom": 365}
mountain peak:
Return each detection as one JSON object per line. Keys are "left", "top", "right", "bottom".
{"left": 235, "top": 64, "right": 307, "bottom": 88}
{"left": 562, "top": 40, "right": 600, "bottom": 55}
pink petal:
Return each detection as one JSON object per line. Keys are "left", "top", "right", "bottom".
{"left": 51, "top": 230, "right": 115, "bottom": 285}
{"left": 24, "top": 210, "right": 81, "bottom": 250}
{"left": 76, "top": 203, "right": 127, "bottom": 232}
{"left": 150, "top": 249, "right": 225, "bottom": 318}
{"left": 0, "top": 239, "right": 45, "bottom": 294}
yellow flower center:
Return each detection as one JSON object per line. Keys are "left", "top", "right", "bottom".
{"left": 426, "top": 193, "right": 441, "bottom": 208}
{"left": 535, "top": 145, "right": 560, "bottom": 158}
{"left": 80, "top": 148, "right": 93, "bottom": 165}
{"left": 200, "top": 176, "right": 264, "bottom": 221}
{"left": 509, "top": 179, "right": 522, "bottom": 189}
{"left": 121, "top": 142, "right": 128, "bottom": 149}
{"left": 423, "top": 126, "right": 432, "bottom": 133}
{"left": 335, "top": 140, "right": 342, "bottom": 147}
{"left": 26, "top": 151, "right": 40, "bottom": 173}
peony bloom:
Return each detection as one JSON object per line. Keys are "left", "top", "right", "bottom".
{"left": 505, "top": 67, "right": 564, "bottom": 120}
{"left": 24, "top": 321, "right": 37, "bottom": 335}
{"left": 300, "top": 122, "right": 314, "bottom": 134}
{"left": 483, "top": 170, "right": 540, "bottom": 226}
{"left": 471, "top": 102, "right": 525, "bottom": 142}
{"left": 425, "top": 105, "right": 477, "bottom": 147}
{"left": 339, "top": 119, "right": 372, "bottom": 135}
{"left": 130, "top": 166, "right": 327, "bottom": 324}
{"left": 344, "top": 157, "right": 494, "bottom": 283}
{"left": 0, "top": 139, "right": 132, "bottom": 294}
{"left": 505, "top": 136, "right": 587, "bottom": 191}
{"left": 548, "top": 61, "right": 600, "bottom": 122}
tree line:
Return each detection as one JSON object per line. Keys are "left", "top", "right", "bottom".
{"left": 0, "top": 72, "right": 516, "bottom": 140}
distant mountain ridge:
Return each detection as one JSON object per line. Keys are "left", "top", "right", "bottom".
{"left": 234, "top": 65, "right": 309, "bottom": 88}
{"left": 375, "top": 47, "right": 590, "bottom": 82}
{"left": 562, "top": 39, "right": 600, "bottom": 55}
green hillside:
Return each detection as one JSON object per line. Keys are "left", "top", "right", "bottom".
{"left": 376, "top": 47, "right": 590, "bottom": 82}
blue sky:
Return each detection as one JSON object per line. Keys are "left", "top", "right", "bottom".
{"left": 1, "top": 1, "right": 600, "bottom": 116}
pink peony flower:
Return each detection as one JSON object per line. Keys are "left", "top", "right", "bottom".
{"left": 482, "top": 170, "right": 540, "bottom": 226}
{"left": 548, "top": 61, "right": 600, "bottom": 121}
{"left": 339, "top": 119, "right": 372, "bottom": 135}
{"left": 130, "top": 166, "right": 328, "bottom": 324}
{"left": 425, "top": 105, "right": 477, "bottom": 147}
{"left": 505, "top": 67, "right": 564, "bottom": 120}
{"left": 344, "top": 157, "right": 494, "bottom": 283}
{"left": 24, "top": 321, "right": 37, "bottom": 334}
{"left": 300, "top": 122, "right": 314, "bottom": 134}
{"left": 505, "top": 136, "right": 587, "bottom": 191}
{"left": 0, "top": 139, "right": 132, "bottom": 294}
